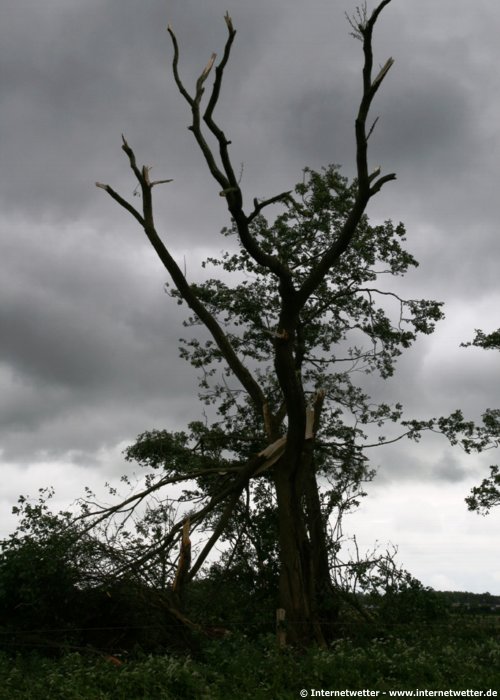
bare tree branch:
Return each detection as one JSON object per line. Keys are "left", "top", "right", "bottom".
{"left": 187, "top": 487, "right": 244, "bottom": 581}
{"left": 295, "top": 0, "right": 396, "bottom": 309}
{"left": 167, "top": 25, "right": 229, "bottom": 192}
{"left": 96, "top": 137, "right": 269, "bottom": 424}
{"left": 167, "top": 17, "right": 296, "bottom": 295}
{"left": 95, "top": 182, "right": 145, "bottom": 227}
{"left": 203, "top": 13, "right": 239, "bottom": 190}
{"left": 247, "top": 190, "right": 294, "bottom": 223}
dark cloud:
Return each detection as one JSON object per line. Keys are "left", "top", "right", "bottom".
{"left": 435, "top": 453, "right": 469, "bottom": 484}
{"left": 0, "top": 215, "right": 199, "bottom": 462}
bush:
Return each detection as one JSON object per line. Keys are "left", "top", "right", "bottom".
{"left": 0, "top": 491, "right": 197, "bottom": 656}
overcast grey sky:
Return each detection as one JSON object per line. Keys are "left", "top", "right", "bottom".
{"left": 1, "top": 0, "right": 499, "bottom": 593}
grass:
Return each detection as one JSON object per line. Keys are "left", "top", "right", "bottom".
{"left": 1, "top": 623, "right": 499, "bottom": 699}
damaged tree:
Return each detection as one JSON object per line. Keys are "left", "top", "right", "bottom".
{"left": 95, "top": 0, "right": 444, "bottom": 645}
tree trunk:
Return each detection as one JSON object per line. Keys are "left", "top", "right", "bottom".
{"left": 273, "top": 463, "right": 311, "bottom": 645}
{"left": 273, "top": 454, "right": 337, "bottom": 646}
{"left": 303, "top": 465, "right": 341, "bottom": 638}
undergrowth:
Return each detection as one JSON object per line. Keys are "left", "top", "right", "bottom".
{"left": 0, "top": 625, "right": 499, "bottom": 699}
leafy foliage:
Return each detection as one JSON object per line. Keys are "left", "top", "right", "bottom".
{"left": 462, "top": 328, "right": 500, "bottom": 351}
{"left": 466, "top": 465, "right": 500, "bottom": 514}
{"left": 163, "top": 166, "right": 446, "bottom": 583}
{"left": 0, "top": 489, "right": 92, "bottom": 634}
{"left": 0, "top": 491, "right": 197, "bottom": 655}
{"left": 460, "top": 327, "right": 500, "bottom": 513}
{"left": 181, "top": 166, "right": 443, "bottom": 392}
{"left": 1, "top": 624, "right": 500, "bottom": 698}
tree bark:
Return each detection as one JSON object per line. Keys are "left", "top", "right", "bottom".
{"left": 273, "top": 460, "right": 314, "bottom": 645}
{"left": 273, "top": 450, "right": 339, "bottom": 646}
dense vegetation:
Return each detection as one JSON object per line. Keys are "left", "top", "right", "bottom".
{"left": 1, "top": 505, "right": 499, "bottom": 696}
{"left": 1, "top": 624, "right": 500, "bottom": 698}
